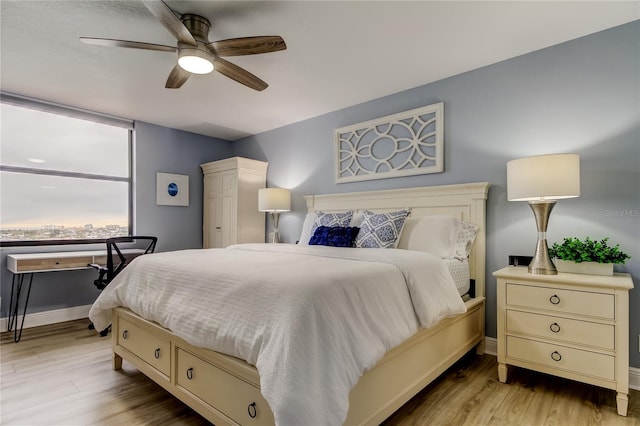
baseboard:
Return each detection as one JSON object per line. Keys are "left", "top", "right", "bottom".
{"left": 482, "top": 336, "right": 639, "bottom": 391}
{"left": 630, "top": 367, "right": 640, "bottom": 391}
{"left": 484, "top": 336, "right": 497, "bottom": 356}
{"left": 0, "top": 304, "right": 92, "bottom": 332}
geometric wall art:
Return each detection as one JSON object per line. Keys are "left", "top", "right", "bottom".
{"left": 156, "top": 172, "right": 189, "bottom": 206}
{"left": 334, "top": 102, "right": 444, "bottom": 183}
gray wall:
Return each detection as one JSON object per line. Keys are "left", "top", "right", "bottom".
{"left": 133, "top": 122, "right": 233, "bottom": 252}
{"left": 233, "top": 22, "right": 640, "bottom": 367}
{"left": 0, "top": 122, "right": 232, "bottom": 316}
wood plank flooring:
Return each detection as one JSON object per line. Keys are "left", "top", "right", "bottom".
{"left": 2, "top": 319, "right": 639, "bottom": 425}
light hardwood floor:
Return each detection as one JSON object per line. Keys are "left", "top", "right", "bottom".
{"left": 2, "top": 319, "right": 639, "bottom": 425}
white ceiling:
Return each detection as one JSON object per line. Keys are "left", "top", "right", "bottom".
{"left": 1, "top": 1, "right": 638, "bottom": 141}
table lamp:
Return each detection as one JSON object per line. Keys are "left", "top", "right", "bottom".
{"left": 507, "top": 154, "right": 580, "bottom": 274}
{"left": 258, "top": 188, "right": 291, "bottom": 243}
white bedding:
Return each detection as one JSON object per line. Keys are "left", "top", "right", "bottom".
{"left": 89, "top": 244, "right": 466, "bottom": 426}
{"left": 443, "top": 258, "right": 471, "bottom": 296}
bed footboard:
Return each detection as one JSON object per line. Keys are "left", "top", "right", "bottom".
{"left": 111, "top": 297, "right": 484, "bottom": 426}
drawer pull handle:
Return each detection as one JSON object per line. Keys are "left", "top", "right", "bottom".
{"left": 549, "top": 294, "right": 561, "bottom": 305}
{"left": 122, "top": 330, "right": 128, "bottom": 339}
{"left": 549, "top": 322, "right": 561, "bottom": 333}
{"left": 248, "top": 402, "right": 257, "bottom": 418}
{"left": 186, "top": 367, "right": 193, "bottom": 380}
{"left": 154, "top": 348, "right": 160, "bottom": 359}
{"left": 550, "top": 351, "right": 562, "bottom": 362}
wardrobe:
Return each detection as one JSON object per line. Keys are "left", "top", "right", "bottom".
{"left": 200, "top": 157, "right": 268, "bottom": 248}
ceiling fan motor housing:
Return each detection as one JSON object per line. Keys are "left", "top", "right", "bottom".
{"left": 180, "top": 14, "right": 211, "bottom": 42}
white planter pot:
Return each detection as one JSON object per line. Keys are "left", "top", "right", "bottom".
{"left": 554, "top": 259, "right": 613, "bottom": 276}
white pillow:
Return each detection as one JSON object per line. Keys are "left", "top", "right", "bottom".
{"left": 455, "top": 221, "right": 478, "bottom": 259}
{"left": 297, "top": 213, "right": 317, "bottom": 245}
{"left": 396, "top": 215, "right": 461, "bottom": 258}
{"left": 350, "top": 211, "right": 364, "bottom": 227}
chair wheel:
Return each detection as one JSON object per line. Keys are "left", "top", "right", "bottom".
{"left": 88, "top": 323, "right": 95, "bottom": 330}
{"left": 99, "top": 328, "right": 109, "bottom": 337}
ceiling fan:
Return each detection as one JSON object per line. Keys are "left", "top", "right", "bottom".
{"left": 80, "top": 0, "right": 286, "bottom": 91}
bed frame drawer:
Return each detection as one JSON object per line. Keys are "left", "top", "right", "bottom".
{"left": 117, "top": 317, "right": 171, "bottom": 377}
{"left": 176, "top": 348, "right": 273, "bottom": 426}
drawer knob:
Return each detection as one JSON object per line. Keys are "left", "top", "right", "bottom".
{"left": 154, "top": 348, "right": 160, "bottom": 359}
{"left": 549, "top": 294, "right": 561, "bottom": 305}
{"left": 549, "top": 322, "right": 561, "bottom": 333}
{"left": 248, "top": 402, "right": 257, "bottom": 419}
{"left": 122, "top": 330, "right": 128, "bottom": 339}
{"left": 186, "top": 367, "right": 194, "bottom": 380}
{"left": 550, "top": 351, "right": 562, "bottom": 362}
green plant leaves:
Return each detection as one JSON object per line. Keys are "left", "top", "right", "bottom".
{"left": 549, "top": 237, "right": 630, "bottom": 264}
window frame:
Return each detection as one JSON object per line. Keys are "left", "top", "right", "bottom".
{"left": 0, "top": 92, "right": 134, "bottom": 247}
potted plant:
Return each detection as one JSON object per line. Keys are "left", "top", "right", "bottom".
{"left": 549, "top": 237, "right": 631, "bottom": 276}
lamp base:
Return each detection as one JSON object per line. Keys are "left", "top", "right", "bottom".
{"left": 527, "top": 200, "right": 557, "bottom": 275}
{"left": 528, "top": 237, "right": 557, "bottom": 275}
{"left": 269, "top": 212, "right": 280, "bottom": 244}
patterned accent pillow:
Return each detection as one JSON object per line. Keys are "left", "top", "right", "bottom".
{"left": 310, "top": 211, "right": 354, "bottom": 237}
{"left": 309, "top": 226, "right": 360, "bottom": 247}
{"left": 455, "top": 221, "right": 478, "bottom": 259}
{"left": 355, "top": 209, "right": 411, "bottom": 249}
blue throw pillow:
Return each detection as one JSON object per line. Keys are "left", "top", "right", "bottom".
{"left": 354, "top": 209, "right": 411, "bottom": 249}
{"left": 309, "top": 226, "right": 360, "bottom": 247}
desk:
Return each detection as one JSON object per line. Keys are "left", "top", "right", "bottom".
{"left": 7, "top": 249, "right": 143, "bottom": 342}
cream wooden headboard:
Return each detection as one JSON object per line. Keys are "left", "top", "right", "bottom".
{"left": 303, "top": 182, "right": 491, "bottom": 298}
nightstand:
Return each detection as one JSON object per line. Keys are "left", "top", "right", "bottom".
{"left": 493, "top": 266, "right": 634, "bottom": 416}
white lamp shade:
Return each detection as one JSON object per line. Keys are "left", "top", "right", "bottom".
{"left": 258, "top": 188, "right": 291, "bottom": 212}
{"left": 507, "top": 154, "right": 580, "bottom": 201}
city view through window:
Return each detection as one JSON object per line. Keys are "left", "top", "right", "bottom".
{"left": 0, "top": 100, "right": 131, "bottom": 243}
{"left": 1, "top": 224, "right": 129, "bottom": 242}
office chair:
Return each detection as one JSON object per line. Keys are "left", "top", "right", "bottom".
{"left": 89, "top": 236, "right": 157, "bottom": 336}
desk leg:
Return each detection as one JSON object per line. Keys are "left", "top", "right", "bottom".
{"left": 7, "top": 274, "right": 18, "bottom": 332}
{"left": 8, "top": 273, "right": 34, "bottom": 343}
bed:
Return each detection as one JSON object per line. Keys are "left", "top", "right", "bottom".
{"left": 89, "top": 182, "right": 490, "bottom": 426}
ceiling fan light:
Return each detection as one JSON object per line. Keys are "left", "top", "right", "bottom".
{"left": 178, "top": 47, "right": 214, "bottom": 74}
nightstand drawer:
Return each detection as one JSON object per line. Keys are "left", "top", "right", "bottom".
{"left": 506, "top": 310, "right": 614, "bottom": 350}
{"left": 506, "top": 336, "right": 615, "bottom": 381}
{"left": 506, "top": 283, "right": 614, "bottom": 319}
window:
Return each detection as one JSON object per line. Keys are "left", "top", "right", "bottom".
{"left": 0, "top": 94, "right": 133, "bottom": 246}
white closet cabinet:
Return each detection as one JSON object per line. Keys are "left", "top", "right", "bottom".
{"left": 201, "top": 157, "right": 268, "bottom": 248}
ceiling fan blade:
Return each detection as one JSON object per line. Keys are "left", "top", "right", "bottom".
{"left": 80, "top": 37, "right": 176, "bottom": 52}
{"left": 213, "top": 57, "right": 268, "bottom": 91}
{"left": 141, "top": 0, "right": 197, "bottom": 46}
{"left": 207, "top": 36, "right": 287, "bottom": 57}
{"left": 165, "top": 64, "right": 191, "bottom": 89}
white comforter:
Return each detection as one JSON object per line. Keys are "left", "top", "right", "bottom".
{"left": 89, "top": 244, "right": 466, "bottom": 426}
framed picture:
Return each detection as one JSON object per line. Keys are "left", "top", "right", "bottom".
{"left": 156, "top": 172, "right": 189, "bottom": 206}
{"left": 334, "top": 102, "right": 444, "bottom": 183}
